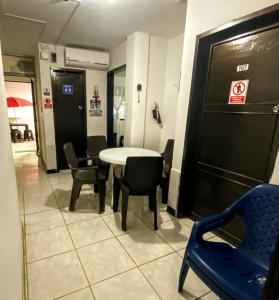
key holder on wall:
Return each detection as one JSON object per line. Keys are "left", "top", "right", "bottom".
{"left": 137, "top": 83, "right": 142, "bottom": 103}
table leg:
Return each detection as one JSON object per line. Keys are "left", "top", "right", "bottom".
{"left": 112, "top": 165, "right": 123, "bottom": 211}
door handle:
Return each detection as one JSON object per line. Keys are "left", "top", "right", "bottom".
{"left": 273, "top": 105, "right": 279, "bottom": 113}
{"left": 78, "top": 106, "right": 83, "bottom": 110}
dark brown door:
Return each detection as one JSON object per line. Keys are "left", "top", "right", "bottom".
{"left": 52, "top": 69, "right": 86, "bottom": 170}
{"left": 188, "top": 25, "right": 279, "bottom": 239}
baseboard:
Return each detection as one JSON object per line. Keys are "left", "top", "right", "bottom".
{"left": 167, "top": 205, "right": 176, "bottom": 217}
{"left": 46, "top": 169, "right": 57, "bottom": 174}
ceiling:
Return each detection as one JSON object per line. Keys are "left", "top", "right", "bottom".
{"left": 0, "top": 0, "right": 186, "bottom": 56}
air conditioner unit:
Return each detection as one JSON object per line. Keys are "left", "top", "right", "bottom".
{"left": 65, "top": 47, "right": 109, "bottom": 71}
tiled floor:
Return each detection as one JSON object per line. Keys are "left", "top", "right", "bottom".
{"left": 15, "top": 151, "right": 221, "bottom": 300}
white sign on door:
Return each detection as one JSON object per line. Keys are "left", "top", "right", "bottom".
{"left": 228, "top": 79, "right": 249, "bottom": 104}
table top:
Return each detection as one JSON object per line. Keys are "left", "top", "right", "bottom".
{"left": 99, "top": 147, "right": 161, "bottom": 165}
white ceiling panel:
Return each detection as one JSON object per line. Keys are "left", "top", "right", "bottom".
{"left": 0, "top": 0, "right": 186, "bottom": 55}
{"left": 0, "top": 14, "right": 46, "bottom": 55}
{"left": 60, "top": 0, "right": 186, "bottom": 49}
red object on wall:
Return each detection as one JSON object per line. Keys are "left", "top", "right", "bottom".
{"left": 44, "top": 98, "right": 53, "bottom": 109}
{"left": 6, "top": 97, "right": 32, "bottom": 107}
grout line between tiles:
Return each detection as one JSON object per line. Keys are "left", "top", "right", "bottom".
{"left": 53, "top": 287, "right": 92, "bottom": 300}
{"left": 59, "top": 197, "right": 97, "bottom": 300}
{"left": 25, "top": 223, "right": 66, "bottom": 236}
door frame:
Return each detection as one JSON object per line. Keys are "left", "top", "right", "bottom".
{"left": 177, "top": 4, "right": 279, "bottom": 218}
{"left": 51, "top": 67, "right": 87, "bottom": 171}
{"left": 107, "top": 64, "right": 126, "bottom": 147}
{"left": 4, "top": 78, "right": 40, "bottom": 155}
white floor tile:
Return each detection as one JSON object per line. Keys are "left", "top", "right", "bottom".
{"left": 25, "top": 209, "right": 65, "bottom": 234}
{"left": 24, "top": 193, "right": 58, "bottom": 215}
{"left": 199, "top": 292, "right": 221, "bottom": 300}
{"left": 156, "top": 220, "right": 191, "bottom": 251}
{"left": 68, "top": 218, "right": 114, "bottom": 248}
{"left": 180, "top": 218, "right": 195, "bottom": 228}
{"left": 102, "top": 211, "right": 146, "bottom": 236}
{"left": 118, "top": 227, "right": 173, "bottom": 265}
{"left": 58, "top": 288, "right": 95, "bottom": 300}
{"left": 177, "top": 249, "right": 186, "bottom": 257}
{"left": 60, "top": 198, "right": 100, "bottom": 225}
{"left": 55, "top": 189, "right": 91, "bottom": 207}
{"left": 91, "top": 269, "right": 160, "bottom": 300}
{"left": 24, "top": 180, "right": 53, "bottom": 199}
{"left": 140, "top": 253, "right": 210, "bottom": 300}
{"left": 26, "top": 226, "right": 74, "bottom": 262}
{"left": 78, "top": 238, "right": 135, "bottom": 284}
{"left": 28, "top": 251, "right": 88, "bottom": 300}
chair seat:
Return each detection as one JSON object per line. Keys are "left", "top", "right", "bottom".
{"left": 74, "top": 169, "right": 97, "bottom": 182}
{"left": 188, "top": 241, "right": 267, "bottom": 300}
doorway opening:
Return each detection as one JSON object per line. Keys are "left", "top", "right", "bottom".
{"left": 5, "top": 80, "right": 38, "bottom": 154}
{"left": 51, "top": 68, "right": 87, "bottom": 171}
{"left": 107, "top": 65, "right": 126, "bottom": 147}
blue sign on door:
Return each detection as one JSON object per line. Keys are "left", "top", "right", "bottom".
{"left": 63, "top": 84, "right": 74, "bottom": 95}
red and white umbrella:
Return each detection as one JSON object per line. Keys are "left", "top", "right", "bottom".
{"left": 6, "top": 97, "right": 32, "bottom": 108}
{"left": 6, "top": 97, "right": 32, "bottom": 124}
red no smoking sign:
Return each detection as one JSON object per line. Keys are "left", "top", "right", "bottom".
{"left": 228, "top": 79, "right": 249, "bottom": 104}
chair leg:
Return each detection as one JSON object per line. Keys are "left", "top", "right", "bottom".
{"left": 94, "top": 184, "right": 99, "bottom": 194}
{"left": 77, "top": 186, "right": 82, "bottom": 199}
{"left": 98, "top": 180, "right": 106, "bottom": 214}
{"left": 113, "top": 176, "right": 121, "bottom": 212}
{"left": 148, "top": 193, "right": 154, "bottom": 212}
{"left": 69, "top": 181, "right": 81, "bottom": 212}
{"left": 178, "top": 261, "right": 189, "bottom": 292}
{"left": 121, "top": 186, "right": 129, "bottom": 231}
{"left": 153, "top": 189, "right": 158, "bottom": 231}
{"left": 161, "top": 175, "right": 170, "bottom": 204}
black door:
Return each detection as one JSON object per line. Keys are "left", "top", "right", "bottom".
{"left": 183, "top": 24, "right": 279, "bottom": 240}
{"left": 52, "top": 69, "right": 86, "bottom": 170}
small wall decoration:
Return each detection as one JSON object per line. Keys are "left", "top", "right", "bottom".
{"left": 44, "top": 98, "right": 52, "bottom": 109}
{"left": 43, "top": 88, "right": 50, "bottom": 96}
{"left": 89, "top": 109, "right": 102, "bottom": 116}
{"left": 89, "top": 85, "right": 102, "bottom": 117}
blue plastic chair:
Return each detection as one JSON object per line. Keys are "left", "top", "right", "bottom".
{"left": 178, "top": 184, "right": 279, "bottom": 300}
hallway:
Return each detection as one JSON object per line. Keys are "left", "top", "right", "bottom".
{"left": 16, "top": 152, "right": 220, "bottom": 300}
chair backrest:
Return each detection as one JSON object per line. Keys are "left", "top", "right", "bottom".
{"left": 235, "top": 184, "right": 279, "bottom": 269}
{"left": 162, "top": 139, "right": 174, "bottom": 167}
{"left": 87, "top": 135, "right": 107, "bottom": 156}
{"left": 262, "top": 235, "right": 279, "bottom": 300}
{"left": 63, "top": 142, "right": 79, "bottom": 169}
{"left": 123, "top": 156, "right": 163, "bottom": 194}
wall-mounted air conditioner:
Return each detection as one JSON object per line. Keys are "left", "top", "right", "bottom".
{"left": 65, "top": 47, "right": 109, "bottom": 71}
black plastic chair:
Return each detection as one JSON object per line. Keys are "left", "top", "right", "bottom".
{"left": 63, "top": 143, "right": 106, "bottom": 213}
{"left": 87, "top": 135, "right": 110, "bottom": 182}
{"left": 161, "top": 139, "right": 174, "bottom": 204}
{"left": 113, "top": 156, "right": 163, "bottom": 231}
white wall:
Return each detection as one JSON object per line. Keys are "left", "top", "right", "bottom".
{"left": 144, "top": 36, "right": 167, "bottom": 151}
{"left": 160, "top": 34, "right": 184, "bottom": 152}
{"left": 109, "top": 40, "right": 127, "bottom": 71}
{"left": 169, "top": 0, "right": 279, "bottom": 211}
{"left": 38, "top": 43, "right": 107, "bottom": 170}
{"left": 125, "top": 32, "right": 150, "bottom": 147}
{"left": 0, "top": 42, "right": 23, "bottom": 300}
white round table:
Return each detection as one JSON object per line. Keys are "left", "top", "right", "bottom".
{"left": 100, "top": 147, "right": 161, "bottom": 165}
